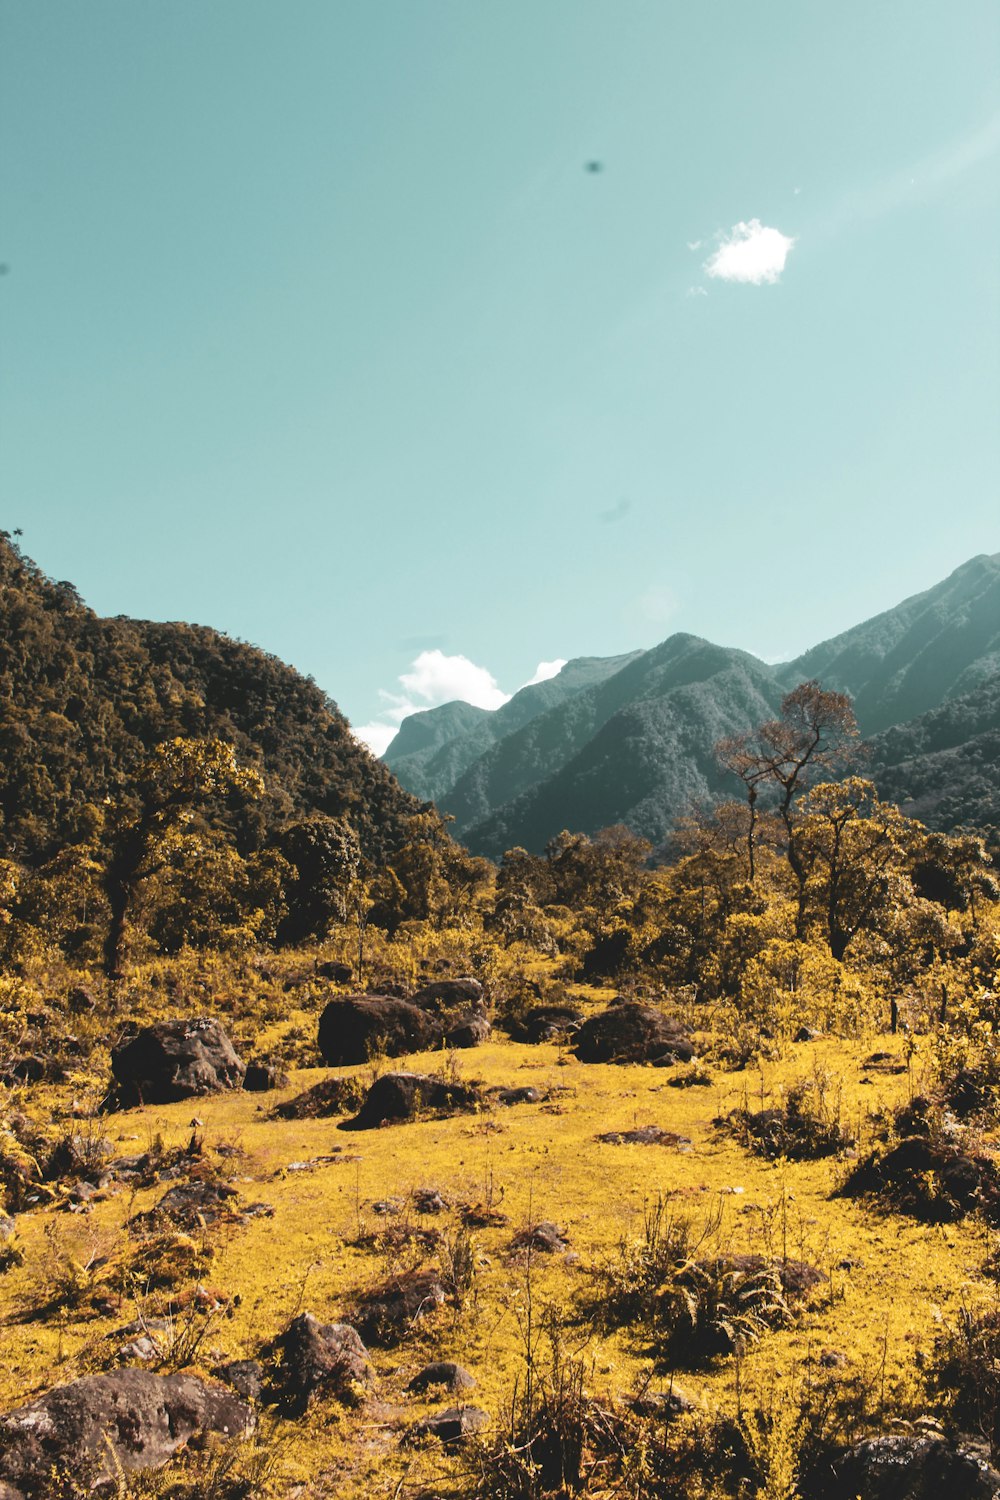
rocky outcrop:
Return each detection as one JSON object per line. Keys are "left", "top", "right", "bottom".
{"left": 317, "top": 996, "right": 442, "bottom": 1066}
{"left": 341, "top": 1072, "right": 482, "bottom": 1130}
{"left": 572, "top": 1003, "right": 693, "bottom": 1065}
{"left": 0, "top": 1371, "right": 253, "bottom": 1496}
{"left": 107, "top": 1018, "right": 245, "bottom": 1108}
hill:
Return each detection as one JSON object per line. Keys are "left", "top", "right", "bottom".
{"left": 0, "top": 534, "right": 419, "bottom": 865}
{"left": 384, "top": 554, "right": 1000, "bottom": 852}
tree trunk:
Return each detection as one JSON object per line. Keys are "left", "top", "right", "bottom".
{"left": 103, "top": 879, "right": 130, "bottom": 979}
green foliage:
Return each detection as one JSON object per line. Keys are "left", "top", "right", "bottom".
{"left": 0, "top": 532, "right": 420, "bottom": 865}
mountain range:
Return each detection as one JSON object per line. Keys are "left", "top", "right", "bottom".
{"left": 385, "top": 553, "right": 1000, "bottom": 854}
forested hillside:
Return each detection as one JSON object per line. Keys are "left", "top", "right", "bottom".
{"left": 0, "top": 533, "right": 419, "bottom": 864}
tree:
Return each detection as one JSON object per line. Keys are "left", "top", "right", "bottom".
{"left": 100, "top": 738, "right": 263, "bottom": 977}
{"left": 277, "top": 813, "right": 361, "bottom": 944}
{"left": 716, "top": 680, "right": 859, "bottom": 928}
{"left": 796, "top": 777, "right": 914, "bottom": 959}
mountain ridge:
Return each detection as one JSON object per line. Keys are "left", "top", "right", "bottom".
{"left": 385, "top": 554, "right": 1000, "bottom": 852}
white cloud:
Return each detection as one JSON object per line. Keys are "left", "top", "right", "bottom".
{"left": 352, "top": 649, "right": 512, "bottom": 757}
{"left": 704, "top": 219, "right": 796, "bottom": 285}
{"left": 398, "top": 649, "right": 509, "bottom": 712}
{"left": 353, "top": 721, "right": 400, "bottom": 757}
{"left": 522, "top": 658, "right": 567, "bottom": 687}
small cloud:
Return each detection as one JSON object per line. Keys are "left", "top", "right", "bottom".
{"left": 686, "top": 285, "right": 708, "bottom": 298}
{"left": 686, "top": 238, "right": 704, "bottom": 251}
{"left": 352, "top": 649, "right": 512, "bottom": 756}
{"left": 398, "top": 650, "right": 509, "bottom": 712}
{"left": 522, "top": 658, "right": 567, "bottom": 687}
{"left": 704, "top": 219, "right": 796, "bottom": 285}
{"left": 793, "top": 186, "right": 802, "bottom": 196}
{"left": 599, "top": 498, "right": 632, "bottom": 524}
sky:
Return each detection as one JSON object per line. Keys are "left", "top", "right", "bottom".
{"left": 2, "top": 2, "right": 998, "bottom": 755}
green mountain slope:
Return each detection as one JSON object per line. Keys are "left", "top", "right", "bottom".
{"left": 386, "top": 554, "right": 1000, "bottom": 854}
{"left": 0, "top": 536, "right": 419, "bottom": 864}
{"left": 779, "top": 553, "right": 1000, "bottom": 734}
{"left": 868, "top": 671, "right": 1000, "bottom": 838}
{"left": 459, "top": 640, "right": 782, "bottom": 854}
{"left": 384, "top": 653, "right": 640, "bottom": 804}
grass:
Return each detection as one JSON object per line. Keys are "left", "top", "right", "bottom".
{"left": 1, "top": 968, "right": 997, "bottom": 1497}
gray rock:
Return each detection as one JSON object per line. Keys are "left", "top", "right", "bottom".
{"left": 107, "top": 1018, "right": 245, "bottom": 1108}
{"left": 265, "top": 1312, "right": 371, "bottom": 1413}
{"left": 0, "top": 1371, "right": 253, "bottom": 1497}
{"left": 833, "top": 1434, "right": 1000, "bottom": 1499}
{"left": 445, "top": 1015, "right": 491, "bottom": 1048}
{"left": 407, "top": 1362, "right": 477, "bottom": 1396}
{"left": 409, "top": 1405, "right": 490, "bottom": 1445}
{"left": 243, "top": 1061, "right": 289, "bottom": 1092}
{"left": 318, "top": 996, "right": 443, "bottom": 1066}
{"left": 491, "top": 1086, "right": 543, "bottom": 1106}
{"left": 213, "top": 1359, "right": 264, "bottom": 1403}
{"left": 573, "top": 1004, "right": 694, "bottom": 1065}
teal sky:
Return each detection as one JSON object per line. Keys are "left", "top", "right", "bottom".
{"left": 3, "top": 2, "right": 998, "bottom": 752}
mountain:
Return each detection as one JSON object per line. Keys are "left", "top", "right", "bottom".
{"left": 384, "top": 652, "right": 641, "bottom": 804}
{"left": 778, "top": 553, "right": 1000, "bottom": 734}
{"left": 385, "top": 554, "right": 1000, "bottom": 853}
{"left": 868, "top": 673, "right": 1000, "bottom": 839}
{"left": 462, "top": 639, "right": 783, "bottom": 856}
{"left": 0, "top": 535, "right": 419, "bottom": 865}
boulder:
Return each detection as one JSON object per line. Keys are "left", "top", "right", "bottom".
{"left": 213, "top": 1359, "right": 264, "bottom": 1403}
{"left": 341, "top": 1072, "right": 481, "bottom": 1131}
{"left": 317, "top": 996, "right": 442, "bottom": 1067}
{"left": 317, "top": 960, "right": 354, "bottom": 983}
{"left": 243, "top": 1061, "right": 289, "bottom": 1092}
{"left": 504, "top": 1004, "right": 584, "bottom": 1043}
{"left": 407, "top": 1361, "right": 477, "bottom": 1396}
{"left": 410, "top": 977, "right": 486, "bottom": 1018}
{"left": 0, "top": 1371, "right": 253, "bottom": 1496}
{"left": 511, "top": 1222, "right": 568, "bottom": 1254}
{"left": 107, "top": 1018, "right": 245, "bottom": 1108}
{"left": 572, "top": 1003, "right": 694, "bottom": 1065}
{"left": 351, "top": 1269, "right": 448, "bottom": 1346}
{"left": 409, "top": 1406, "right": 490, "bottom": 1445}
{"left": 832, "top": 1434, "right": 1000, "bottom": 1500}
{"left": 265, "top": 1312, "right": 371, "bottom": 1413}
{"left": 446, "top": 1015, "right": 491, "bottom": 1049}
